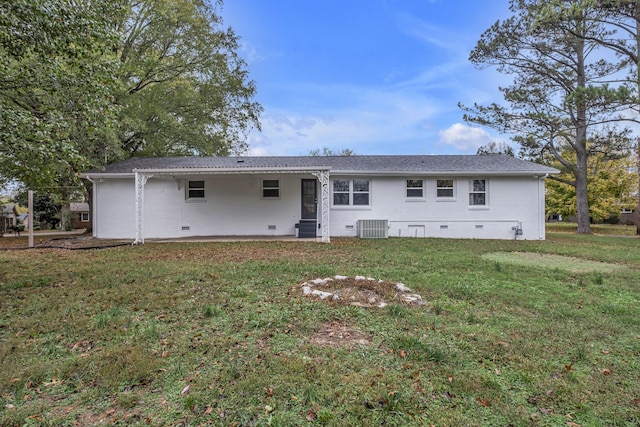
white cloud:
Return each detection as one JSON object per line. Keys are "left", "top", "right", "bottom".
{"left": 438, "top": 123, "right": 505, "bottom": 152}
{"left": 246, "top": 83, "right": 443, "bottom": 156}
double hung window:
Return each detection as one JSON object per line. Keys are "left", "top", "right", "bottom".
{"left": 406, "top": 179, "right": 424, "bottom": 198}
{"left": 469, "top": 179, "right": 487, "bottom": 206}
{"left": 436, "top": 179, "right": 454, "bottom": 198}
{"left": 333, "top": 179, "right": 370, "bottom": 206}
{"left": 262, "top": 179, "right": 280, "bottom": 198}
{"left": 187, "top": 180, "right": 205, "bottom": 199}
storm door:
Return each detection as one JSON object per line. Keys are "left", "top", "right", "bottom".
{"left": 301, "top": 179, "right": 317, "bottom": 220}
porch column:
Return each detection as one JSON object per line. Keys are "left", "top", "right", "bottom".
{"left": 134, "top": 172, "right": 150, "bottom": 244}
{"left": 312, "top": 170, "right": 330, "bottom": 243}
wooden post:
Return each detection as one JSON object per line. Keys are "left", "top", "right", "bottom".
{"left": 28, "top": 190, "right": 34, "bottom": 247}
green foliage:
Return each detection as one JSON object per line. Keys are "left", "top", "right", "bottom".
{"left": 115, "top": 0, "right": 262, "bottom": 157}
{"left": 476, "top": 141, "right": 514, "bottom": 156}
{"left": 13, "top": 190, "right": 62, "bottom": 230}
{"left": 546, "top": 148, "right": 637, "bottom": 222}
{"left": 0, "top": 0, "right": 124, "bottom": 190}
{"left": 0, "top": 0, "right": 262, "bottom": 194}
{"left": 308, "top": 147, "right": 356, "bottom": 156}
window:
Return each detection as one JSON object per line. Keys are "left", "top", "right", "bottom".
{"left": 406, "top": 179, "right": 424, "bottom": 198}
{"left": 436, "top": 179, "right": 454, "bottom": 198}
{"left": 469, "top": 179, "right": 487, "bottom": 206}
{"left": 187, "top": 180, "right": 205, "bottom": 199}
{"left": 333, "top": 179, "right": 370, "bottom": 206}
{"left": 262, "top": 179, "right": 280, "bottom": 198}
{"left": 80, "top": 212, "right": 89, "bottom": 222}
{"left": 333, "top": 179, "right": 350, "bottom": 205}
{"left": 353, "top": 179, "right": 369, "bottom": 205}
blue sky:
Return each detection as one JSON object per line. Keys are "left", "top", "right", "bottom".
{"left": 222, "top": 0, "right": 513, "bottom": 156}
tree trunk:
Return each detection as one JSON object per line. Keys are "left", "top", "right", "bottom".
{"left": 575, "top": 151, "right": 591, "bottom": 234}
{"left": 637, "top": 143, "right": 640, "bottom": 235}
{"left": 60, "top": 188, "right": 73, "bottom": 231}
{"left": 83, "top": 180, "right": 93, "bottom": 234}
{"left": 574, "top": 35, "right": 591, "bottom": 235}
{"left": 636, "top": 10, "right": 640, "bottom": 235}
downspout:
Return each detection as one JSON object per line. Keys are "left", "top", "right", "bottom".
{"left": 537, "top": 173, "right": 549, "bottom": 240}
{"left": 134, "top": 172, "right": 146, "bottom": 245}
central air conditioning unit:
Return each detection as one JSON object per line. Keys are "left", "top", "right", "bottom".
{"left": 357, "top": 219, "right": 388, "bottom": 239}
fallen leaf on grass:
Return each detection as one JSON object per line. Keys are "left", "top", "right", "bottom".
{"left": 305, "top": 408, "right": 318, "bottom": 421}
{"left": 180, "top": 385, "right": 190, "bottom": 396}
{"left": 476, "top": 397, "right": 491, "bottom": 407}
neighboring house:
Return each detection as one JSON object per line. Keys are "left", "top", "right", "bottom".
{"left": 1, "top": 204, "right": 16, "bottom": 233}
{"left": 69, "top": 202, "right": 90, "bottom": 229}
{"left": 82, "top": 155, "right": 559, "bottom": 243}
{"left": 620, "top": 208, "right": 638, "bottom": 226}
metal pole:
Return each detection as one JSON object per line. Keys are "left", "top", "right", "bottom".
{"left": 28, "top": 190, "right": 34, "bottom": 248}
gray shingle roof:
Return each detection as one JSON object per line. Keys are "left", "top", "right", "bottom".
{"left": 86, "top": 155, "right": 559, "bottom": 175}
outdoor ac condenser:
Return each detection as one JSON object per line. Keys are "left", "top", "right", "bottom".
{"left": 357, "top": 219, "right": 389, "bottom": 239}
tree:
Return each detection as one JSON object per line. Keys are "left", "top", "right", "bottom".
{"left": 476, "top": 141, "right": 515, "bottom": 156}
{"left": 462, "top": 0, "right": 632, "bottom": 234}
{"left": 536, "top": 0, "right": 640, "bottom": 233}
{"left": 308, "top": 147, "right": 356, "bottom": 156}
{"left": 0, "top": 0, "right": 123, "bottom": 190}
{"left": 114, "top": 0, "right": 262, "bottom": 158}
{"left": 13, "top": 191, "right": 62, "bottom": 230}
{"left": 545, "top": 143, "right": 636, "bottom": 222}
{"left": 1, "top": 1, "right": 262, "bottom": 228}
{"left": 0, "top": 0, "right": 262, "bottom": 178}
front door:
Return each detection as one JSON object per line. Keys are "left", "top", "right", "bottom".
{"left": 301, "top": 179, "right": 317, "bottom": 220}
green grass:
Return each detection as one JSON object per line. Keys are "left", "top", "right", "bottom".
{"left": 1, "top": 233, "right": 639, "bottom": 426}
{"left": 546, "top": 221, "right": 638, "bottom": 236}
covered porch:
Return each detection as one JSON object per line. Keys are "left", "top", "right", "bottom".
{"left": 132, "top": 166, "right": 331, "bottom": 244}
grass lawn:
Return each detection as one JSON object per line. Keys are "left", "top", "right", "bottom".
{"left": 1, "top": 233, "right": 639, "bottom": 426}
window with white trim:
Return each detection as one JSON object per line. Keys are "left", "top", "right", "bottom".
{"left": 436, "top": 179, "right": 454, "bottom": 198}
{"left": 80, "top": 212, "right": 89, "bottom": 222}
{"left": 332, "top": 179, "right": 370, "bottom": 206}
{"left": 187, "top": 180, "right": 205, "bottom": 199}
{"left": 353, "top": 179, "right": 369, "bottom": 205}
{"left": 469, "top": 179, "right": 487, "bottom": 206}
{"left": 262, "top": 179, "right": 280, "bottom": 198}
{"left": 406, "top": 179, "right": 424, "bottom": 198}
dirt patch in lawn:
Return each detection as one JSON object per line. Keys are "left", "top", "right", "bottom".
{"left": 482, "top": 252, "right": 625, "bottom": 274}
{"left": 310, "top": 321, "right": 373, "bottom": 349}
{"left": 299, "top": 277, "right": 427, "bottom": 349}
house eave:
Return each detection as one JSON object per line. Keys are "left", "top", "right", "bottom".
{"left": 330, "top": 170, "right": 560, "bottom": 177}
{"left": 132, "top": 166, "right": 332, "bottom": 175}
{"left": 84, "top": 168, "right": 559, "bottom": 179}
